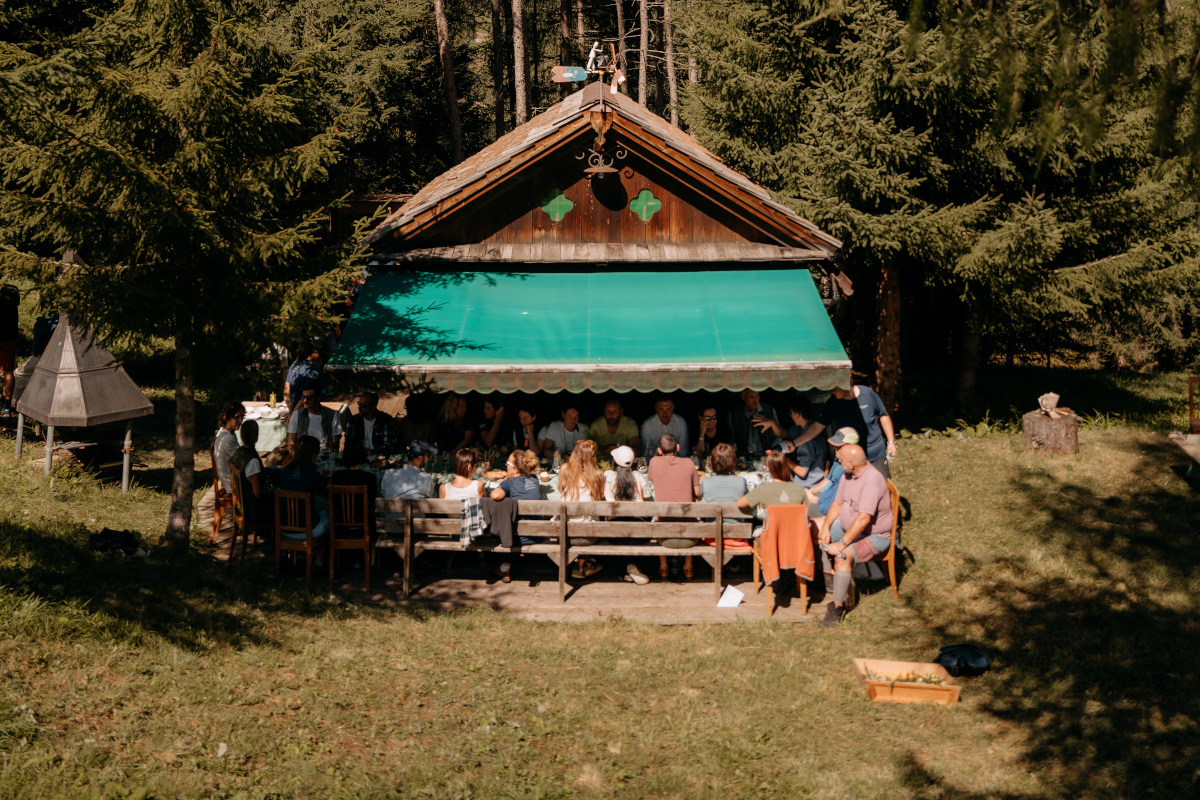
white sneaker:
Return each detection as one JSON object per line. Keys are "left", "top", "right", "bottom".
{"left": 625, "top": 564, "right": 649, "bottom": 585}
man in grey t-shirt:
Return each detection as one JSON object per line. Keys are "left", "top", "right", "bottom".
{"left": 381, "top": 440, "right": 437, "bottom": 500}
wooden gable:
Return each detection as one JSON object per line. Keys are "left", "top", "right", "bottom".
{"left": 368, "top": 82, "right": 840, "bottom": 265}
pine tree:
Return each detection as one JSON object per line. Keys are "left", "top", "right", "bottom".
{"left": 255, "top": 0, "right": 463, "bottom": 192}
{"left": 682, "top": 0, "right": 984, "bottom": 408}
{"left": 681, "top": 0, "right": 1200, "bottom": 404}
{"left": 0, "top": 0, "right": 360, "bottom": 544}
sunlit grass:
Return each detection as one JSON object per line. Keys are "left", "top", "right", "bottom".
{"left": 0, "top": 397, "right": 1197, "bottom": 798}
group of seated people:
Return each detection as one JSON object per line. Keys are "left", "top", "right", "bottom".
{"left": 400, "top": 385, "right": 897, "bottom": 481}
{"left": 212, "top": 384, "right": 896, "bottom": 624}
{"left": 264, "top": 383, "right": 897, "bottom": 476}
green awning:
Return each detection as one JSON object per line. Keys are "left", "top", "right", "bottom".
{"left": 328, "top": 269, "right": 851, "bottom": 394}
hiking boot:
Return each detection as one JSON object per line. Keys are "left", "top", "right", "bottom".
{"left": 820, "top": 603, "right": 846, "bottom": 628}
{"left": 624, "top": 564, "right": 649, "bottom": 585}
{"left": 570, "top": 559, "right": 603, "bottom": 579}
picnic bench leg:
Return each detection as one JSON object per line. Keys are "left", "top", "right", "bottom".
{"left": 798, "top": 575, "right": 808, "bottom": 615}
{"left": 714, "top": 508, "right": 723, "bottom": 601}
{"left": 44, "top": 424, "right": 54, "bottom": 475}
{"left": 14, "top": 412, "right": 23, "bottom": 459}
{"left": 752, "top": 541, "right": 761, "bottom": 595}
{"left": 403, "top": 501, "right": 414, "bottom": 598}
{"left": 558, "top": 506, "right": 567, "bottom": 603}
{"left": 121, "top": 420, "right": 133, "bottom": 493}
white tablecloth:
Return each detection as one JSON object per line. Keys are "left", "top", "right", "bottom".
{"left": 239, "top": 401, "right": 289, "bottom": 453}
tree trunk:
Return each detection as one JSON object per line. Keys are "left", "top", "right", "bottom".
{"left": 492, "top": 0, "right": 505, "bottom": 136}
{"left": 164, "top": 326, "right": 196, "bottom": 546}
{"left": 576, "top": 0, "right": 587, "bottom": 59}
{"left": 512, "top": 0, "right": 530, "bottom": 124}
{"left": 686, "top": 0, "right": 697, "bottom": 83}
{"left": 957, "top": 321, "right": 981, "bottom": 406}
{"left": 504, "top": 0, "right": 514, "bottom": 120}
{"left": 1022, "top": 411, "right": 1079, "bottom": 455}
{"left": 615, "top": 0, "right": 627, "bottom": 74}
{"left": 653, "top": 6, "right": 664, "bottom": 114}
{"left": 638, "top": 0, "right": 648, "bottom": 106}
{"left": 529, "top": 0, "right": 541, "bottom": 110}
{"left": 559, "top": 0, "right": 572, "bottom": 99}
{"left": 434, "top": 0, "right": 465, "bottom": 163}
{"left": 873, "top": 264, "right": 901, "bottom": 413}
{"left": 663, "top": 0, "right": 679, "bottom": 125}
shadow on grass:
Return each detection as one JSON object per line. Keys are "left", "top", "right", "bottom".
{"left": 131, "top": 466, "right": 178, "bottom": 495}
{"left": 900, "top": 442, "right": 1200, "bottom": 797}
{"left": 0, "top": 515, "right": 486, "bottom": 653}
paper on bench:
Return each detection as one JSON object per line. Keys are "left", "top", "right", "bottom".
{"left": 717, "top": 584, "right": 744, "bottom": 608}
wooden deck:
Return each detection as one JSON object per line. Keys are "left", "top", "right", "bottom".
{"left": 374, "top": 569, "right": 822, "bottom": 624}
{"left": 221, "top": 540, "right": 826, "bottom": 624}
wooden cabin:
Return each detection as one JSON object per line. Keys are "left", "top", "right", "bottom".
{"left": 328, "top": 81, "right": 851, "bottom": 395}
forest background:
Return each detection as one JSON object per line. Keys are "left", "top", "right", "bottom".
{"left": 2, "top": 0, "right": 1199, "bottom": 536}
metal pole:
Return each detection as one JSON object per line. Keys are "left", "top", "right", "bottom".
{"left": 44, "top": 424, "right": 54, "bottom": 475}
{"left": 14, "top": 412, "right": 23, "bottom": 459}
{"left": 121, "top": 420, "right": 133, "bottom": 493}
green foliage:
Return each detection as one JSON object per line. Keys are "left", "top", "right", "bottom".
{"left": 0, "top": 0, "right": 372, "bottom": 536}
{"left": 255, "top": 0, "right": 478, "bottom": 192}
{"left": 0, "top": 0, "right": 360, "bottom": 360}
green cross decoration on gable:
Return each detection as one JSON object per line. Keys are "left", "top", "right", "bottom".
{"left": 540, "top": 189, "right": 574, "bottom": 222}
{"left": 629, "top": 188, "right": 662, "bottom": 222}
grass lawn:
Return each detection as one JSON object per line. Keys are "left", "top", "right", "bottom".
{"left": 0, "top": 381, "right": 1197, "bottom": 799}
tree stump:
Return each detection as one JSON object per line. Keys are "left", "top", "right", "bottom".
{"left": 1022, "top": 411, "right": 1079, "bottom": 455}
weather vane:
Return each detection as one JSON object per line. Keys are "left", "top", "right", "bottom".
{"left": 552, "top": 41, "right": 626, "bottom": 95}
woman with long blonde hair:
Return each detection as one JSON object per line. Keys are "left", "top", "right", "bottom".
{"left": 558, "top": 440, "right": 605, "bottom": 578}
{"left": 559, "top": 440, "right": 604, "bottom": 503}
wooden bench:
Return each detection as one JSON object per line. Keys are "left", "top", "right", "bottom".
{"left": 375, "top": 498, "right": 758, "bottom": 603}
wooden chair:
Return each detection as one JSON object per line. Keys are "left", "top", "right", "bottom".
{"left": 752, "top": 505, "right": 815, "bottom": 616}
{"left": 275, "top": 489, "right": 322, "bottom": 589}
{"left": 328, "top": 484, "right": 371, "bottom": 592}
{"left": 878, "top": 479, "right": 901, "bottom": 600}
{"left": 210, "top": 442, "right": 234, "bottom": 543}
{"left": 228, "top": 461, "right": 272, "bottom": 562}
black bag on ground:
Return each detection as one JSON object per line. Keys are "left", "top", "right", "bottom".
{"left": 89, "top": 528, "right": 142, "bottom": 556}
{"left": 935, "top": 644, "right": 992, "bottom": 677}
